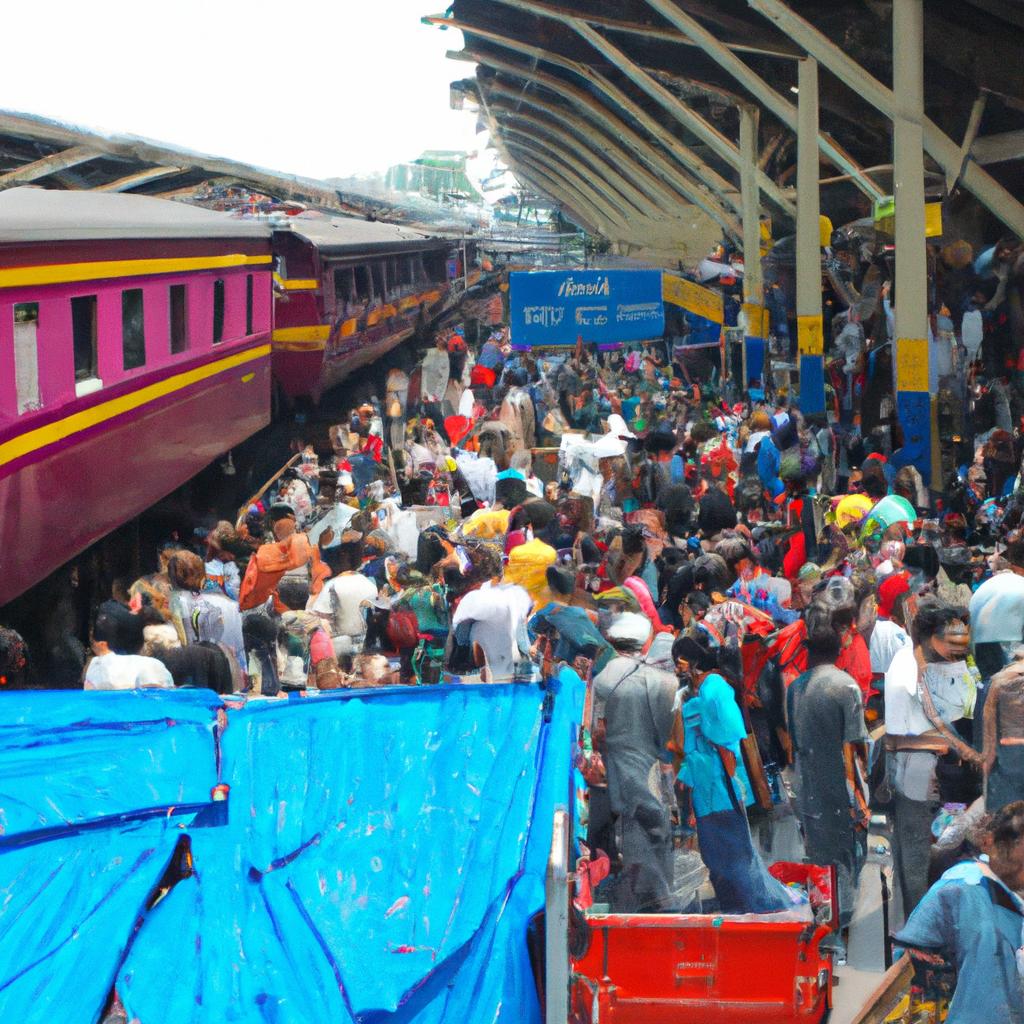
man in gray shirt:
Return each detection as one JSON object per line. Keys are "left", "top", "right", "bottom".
{"left": 593, "top": 612, "right": 679, "bottom": 912}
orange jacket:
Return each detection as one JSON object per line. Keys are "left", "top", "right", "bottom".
{"left": 238, "top": 533, "right": 330, "bottom": 611}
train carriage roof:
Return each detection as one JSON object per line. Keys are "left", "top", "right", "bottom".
{"left": 0, "top": 186, "right": 271, "bottom": 243}
{"left": 279, "top": 212, "right": 446, "bottom": 257}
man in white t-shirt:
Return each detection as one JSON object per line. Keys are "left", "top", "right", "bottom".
{"left": 84, "top": 601, "right": 173, "bottom": 690}
{"left": 309, "top": 542, "right": 378, "bottom": 650}
{"left": 869, "top": 573, "right": 911, "bottom": 676}
{"left": 452, "top": 581, "right": 533, "bottom": 681}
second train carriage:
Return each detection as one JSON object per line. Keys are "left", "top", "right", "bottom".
{"left": 0, "top": 187, "right": 273, "bottom": 607}
{"left": 269, "top": 212, "right": 477, "bottom": 404}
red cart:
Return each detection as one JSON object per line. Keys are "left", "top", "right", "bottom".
{"left": 544, "top": 812, "right": 836, "bottom": 1024}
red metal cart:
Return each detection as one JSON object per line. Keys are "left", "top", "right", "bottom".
{"left": 544, "top": 812, "right": 835, "bottom": 1024}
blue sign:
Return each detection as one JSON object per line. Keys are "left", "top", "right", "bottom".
{"left": 509, "top": 269, "right": 665, "bottom": 348}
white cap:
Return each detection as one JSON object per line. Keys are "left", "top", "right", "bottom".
{"left": 604, "top": 612, "right": 652, "bottom": 645}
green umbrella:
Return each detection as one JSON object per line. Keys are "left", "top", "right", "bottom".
{"left": 860, "top": 494, "right": 916, "bottom": 541}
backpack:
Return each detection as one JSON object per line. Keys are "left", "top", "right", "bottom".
{"left": 385, "top": 608, "right": 420, "bottom": 652}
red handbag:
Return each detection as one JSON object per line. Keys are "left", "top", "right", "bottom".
{"left": 385, "top": 608, "right": 420, "bottom": 651}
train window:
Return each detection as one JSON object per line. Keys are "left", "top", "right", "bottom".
{"left": 333, "top": 267, "right": 355, "bottom": 311}
{"left": 371, "top": 263, "right": 386, "bottom": 301}
{"left": 414, "top": 254, "right": 427, "bottom": 284}
{"left": 354, "top": 265, "right": 371, "bottom": 304}
{"left": 169, "top": 285, "right": 188, "bottom": 354}
{"left": 425, "top": 253, "right": 445, "bottom": 281}
{"left": 403, "top": 257, "right": 415, "bottom": 287}
{"left": 12, "top": 303, "right": 41, "bottom": 414}
{"left": 212, "top": 279, "right": 225, "bottom": 344}
{"left": 246, "top": 275, "right": 254, "bottom": 336}
{"left": 71, "top": 295, "right": 98, "bottom": 382}
{"left": 121, "top": 289, "right": 146, "bottom": 370}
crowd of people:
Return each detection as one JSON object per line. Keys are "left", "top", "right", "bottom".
{"left": 4, "top": 268, "right": 1024, "bottom": 1014}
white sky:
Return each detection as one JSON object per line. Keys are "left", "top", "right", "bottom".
{"left": 0, "top": 0, "right": 483, "bottom": 179}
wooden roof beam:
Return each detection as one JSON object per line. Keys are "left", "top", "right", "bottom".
{"left": 557, "top": 14, "right": 796, "bottom": 218}
{"left": 150, "top": 176, "right": 236, "bottom": 200}
{"left": 496, "top": 120, "right": 663, "bottom": 221}
{"left": 92, "top": 166, "right": 186, "bottom": 192}
{"left": 509, "top": 152, "right": 619, "bottom": 235}
{"left": 474, "top": 76, "right": 740, "bottom": 237}
{"left": 747, "top": 0, "right": 1024, "bottom": 238}
{"left": 484, "top": 86, "right": 741, "bottom": 238}
{"left": 0, "top": 144, "right": 100, "bottom": 187}
{"left": 471, "top": 84, "right": 606, "bottom": 234}
{"left": 499, "top": 139, "right": 634, "bottom": 231}
{"left": 472, "top": 3, "right": 794, "bottom": 218}
{"left": 641, "top": 0, "right": 883, "bottom": 200}
{"left": 447, "top": 39, "right": 740, "bottom": 211}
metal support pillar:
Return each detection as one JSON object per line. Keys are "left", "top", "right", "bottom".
{"left": 739, "top": 105, "right": 765, "bottom": 390}
{"left": 892, "top": 0, "right": 931, "bottom": 483}
{"left": 796, "top": 58, "right": 825, "bottom": 415}
{"left": 545, "top": 808, "right": 569, "bottom": 1024}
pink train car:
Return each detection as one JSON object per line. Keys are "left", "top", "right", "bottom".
{"left": 0, "top": 187, "right": 273, "bottom": 606}
{"left": 269, "top": 212, "right": 476, "bottom": 404}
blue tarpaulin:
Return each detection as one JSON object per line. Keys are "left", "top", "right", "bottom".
{"left": 510, "top": 269, "right": 664, "bottom": 349}
{"left": 0, "top": 678, "right": 583, "bottom": 1023}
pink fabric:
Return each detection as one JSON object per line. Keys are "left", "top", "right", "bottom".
{"left": 622, "top": 576, "right": 672, "bottom": 633}
{"left": 309, "top": 628, "right": 335, "bottom": 665}
{"left": 504, "top": 529, "right": 528, "bottom": 556}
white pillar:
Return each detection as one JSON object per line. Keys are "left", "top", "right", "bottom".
{"left": 739, "top": 104, "right": 765, "bottom": 387}
{"left": 892, "top": 0, "right": 932, "bottom": 481}
{"left": 797, "top": 57, "right": 824, "bottom": 413}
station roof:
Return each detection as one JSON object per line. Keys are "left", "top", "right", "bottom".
{"left": 436, "top": 0, "right": 1024, "bottom": 261}
{"left": 0, "top": 109, "right": 472, "bottom": 235}
{"left": 0, "top": 186, "right": 270, "bottom": 243}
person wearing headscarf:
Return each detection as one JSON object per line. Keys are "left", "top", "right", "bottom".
{"left": 592, "top": 612, "right": 680, "bottom": 912}
{"left": 502, "top": 536, "right": 558, "bottom": 604}
{"left": 673, "top": 631, "right": 793, "bottom": 914}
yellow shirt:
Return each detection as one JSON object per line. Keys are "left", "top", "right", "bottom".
{"left": 461, "top": 508, "right": 511, "bottom": 540}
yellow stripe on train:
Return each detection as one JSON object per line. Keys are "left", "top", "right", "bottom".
{"left": 0, "top": 344, "right": 271, "bottom": 467}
